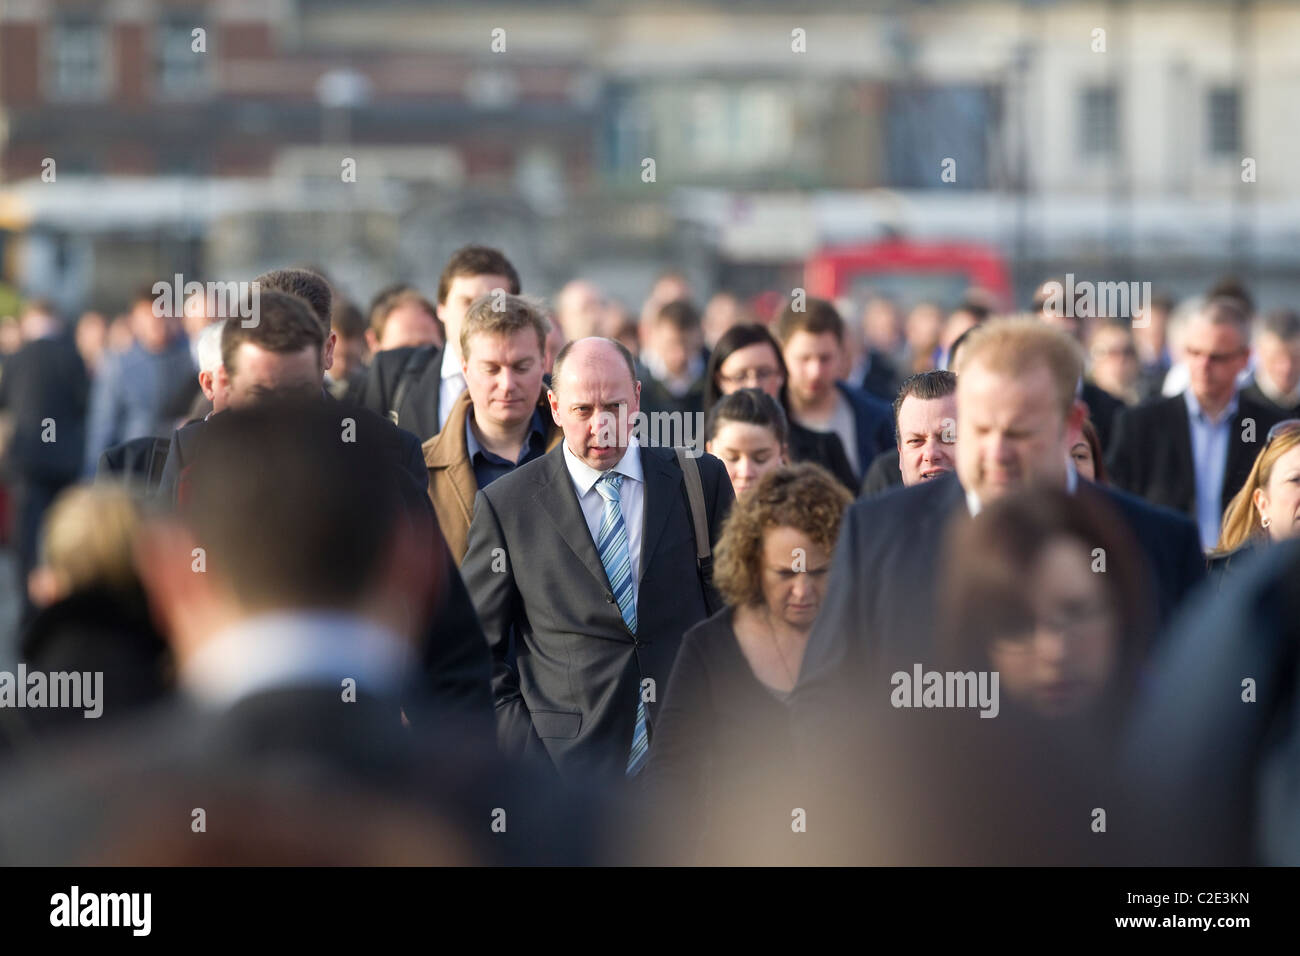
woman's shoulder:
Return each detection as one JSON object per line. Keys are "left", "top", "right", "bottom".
{"left": 681, "top": 606, "right": 739, "bottom": 652}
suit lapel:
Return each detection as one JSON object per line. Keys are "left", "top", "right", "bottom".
{"left": 1168, "top": 398, "right": 1197, "bottom": 514}
{"left": 637, "top": 447, "right": 677, "bottom": 586}
{"left": 533, "top": 445, "right": 616, "bottom": 594}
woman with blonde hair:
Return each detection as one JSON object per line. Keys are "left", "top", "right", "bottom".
{"left": 1210, "top": 419, "right": 1300, "bottom": 578}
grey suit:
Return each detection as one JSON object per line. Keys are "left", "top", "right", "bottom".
{"left": 461, "top": 442, "right": 734, "bottom": 784}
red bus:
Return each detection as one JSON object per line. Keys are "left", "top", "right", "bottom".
{"left": 804, "top": 238, "right": 1013, "bottom": 312}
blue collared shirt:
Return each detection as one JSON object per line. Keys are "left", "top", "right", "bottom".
{"left": 465, "top": 408, "right": 548, "bottom": 490}
{"left": 1184, "top": 389, "right": 1238, "bottom": 551}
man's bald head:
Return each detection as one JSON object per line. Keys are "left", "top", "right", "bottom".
{"left": 548, "top": 337, "right": 642, "bottom": 471}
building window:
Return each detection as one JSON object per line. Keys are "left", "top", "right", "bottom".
{"left": 1079, "top": 86, "right": 1119, "bottom": 158}
{"left": 1207, "top": 87, "right": 1240, "bottom": 157}
{"left": 156, "top": 19, "right": 209, "bottom": 98}
{"left": 47, "top": 18, "right": 110, "bottom": 101}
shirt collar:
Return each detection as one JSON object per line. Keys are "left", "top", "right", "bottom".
{"left": 180, "top": 610, "right": 412, "bottom": 709}
{"left": 562, "top": 435, "right": 644, "bottom": 496}
{"left": 440, "top": 344, "right": 463, "bottom": 382}
{"left": 965, "top": 459, "right": 1078, "bottom": 517}
{"left": 466, "top": 407, "right": 545, "bottom": 462}
{"left": 1183, "top": 388, "right": 1239, "bottom": 427}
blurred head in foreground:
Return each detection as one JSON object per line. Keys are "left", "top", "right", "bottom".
{"left": 135, "top": 401, "right": 440, "bottom": 668}
{"left": 940, "top": 487, "right": 1151, "bottom": 725}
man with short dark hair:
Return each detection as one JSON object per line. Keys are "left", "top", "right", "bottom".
{"left": 462, "top": 336, "right": 734, "bottom": 784}
{"left": 328, "top": 298, "right": 369, "bottom": 402}
{"left": 1108, "top": 297, "right": 1289, "bottom": 550}
{"left": 152, "top": 290, "right": 494, "bottom": 735}
{"left": 639, "top": 298, "right": 706, "bottom": 416}
{"left": 354, "top": 246, "right": 521, "bottom": 440}
{"left": 0, "top": 401, "right": 596, "bottom": 865}
{"left": 423, "top": 293, "right": 562, "bottom": 562}
{"left": 365, "top": 285, "right": 444, "bottom": 354}
{"left": 774, "top": 297, "right": 893, "bottom": 486}
{"left": 861, "top": 370, "right": 959, "bottom": 495}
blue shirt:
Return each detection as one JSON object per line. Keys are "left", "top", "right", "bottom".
{"left": 1184, "top": 389, "right": 1238, "bottom": 552}
{"left": 465, "top": 408, "right": 548, "bottom": 490}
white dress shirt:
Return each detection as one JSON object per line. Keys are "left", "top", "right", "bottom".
{"left": 180, "top": 611, "right": 412, "bottom": 710}
{"left": 562, "top": 437, "right": 646, "bottom": 594}
{"left": 438, "top": 346, "right": 468, "bottom": 431}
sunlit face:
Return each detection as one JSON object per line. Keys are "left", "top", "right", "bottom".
{"left": 1069, "top": 439, "right": 1096, "bottom": 482}
{"left": 988, "top": 537, "right": 1118, "bottom": 718}
{"left": 783, "top": 330, "right": 842, "bottom": 407}
{"left": 707, "top": 421, "right": 786, "bottom": 496}
{"left": 956, "top": 360, "right": 1076, "bottom": 504}
{"left": 379, "top": 302, "right": 441, "bottom": 351}
{"left": 1254, "top": 442, "right": 1300, "bottom": 543}
{"left": 896, "top": 393, "right": 957, "bottom": 486}
{"left": 439, "top": 274, "right": 513, "bottom": 359}
{"left": 1183, "top": 317, "right": 1249, "bottom": 410}
{"left": 1257, "top": 332, "right": 1300, "bottom": 398}
{"left": 548, "top": 342, "right": 641, "bottom": 470}
{"left": 221, "top": 343, "right": 323, "bottom": 409}
{"left": 717, "top": 342, "right": 784, "bottom": 399}
{"left": 758, "top": 526, "right": 832, "bottom": 632}
{"left": 463, "top": 328, "right": 545, "bottom": 431}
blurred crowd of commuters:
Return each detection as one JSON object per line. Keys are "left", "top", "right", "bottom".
{"left": 0, "top": 245, "right": 1296, "bottom": 864}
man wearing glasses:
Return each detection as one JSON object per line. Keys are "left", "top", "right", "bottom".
{"left": 1107, "top": 296, "right": 1289, "bottom": 550}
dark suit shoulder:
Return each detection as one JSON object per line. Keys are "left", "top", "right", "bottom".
{"left": 1095, "top": 480, "right": 1198, "bottom": 534}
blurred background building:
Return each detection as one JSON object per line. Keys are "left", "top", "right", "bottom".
{"left": 0, "top": 0, "right": 1297, "bottom": 318}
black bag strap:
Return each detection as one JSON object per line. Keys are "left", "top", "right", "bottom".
{"left": 674, "top": 448, "right": 719, "bottom": 612}
{"left": 388, "top": 345, "right": 440, "bottom": 427}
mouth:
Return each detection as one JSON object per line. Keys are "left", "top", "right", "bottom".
{"left": 919, "top": 467, "right": 949, "bottom": 481}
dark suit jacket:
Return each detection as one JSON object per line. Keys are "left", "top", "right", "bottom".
{"left": 0, "top": 680, "right": 602, "bottom": 865}
{"left": 860, "top": 447, "right": 904, "bottom": 496}
{"left": 787, "top": 420, "right": 856, "bottom": 491}
{"left": 790, "top": 472, "right": 1205, "bottom": 745}
{"left": 152, "top": 404, "right": 494, "bottom": 738}
{"left": 1124, "top": 540, "right": 1300, "bottom": 864}
{"left": 96, "top": 435, "right": 174, "bottom": 492}
{"left": 354, "top": 343, "right": 444, "bottom": 442}
{"left": 1240, "top": 380, "right": 1300, "bottom": 418}
{"left": 1106, "top": 391, "right": 1287, "bottom": 519}
{"left": 856, "top": 348, "right": 901, "bottom": 404}
{"left": 1081, "top": 380, "right": 1124, "bottom": 452}
{"left": 0, "top": 335, "right": 89, "bottom": 485}
{"left": 461, "top": 442, "right": 735, "bottom": 783}
{"left": 835, "top": 381, "right": 895, "bottom": 480}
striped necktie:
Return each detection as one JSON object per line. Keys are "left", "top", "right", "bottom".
{"left": 594, "top": 472, "right": 649, "bottom": 776}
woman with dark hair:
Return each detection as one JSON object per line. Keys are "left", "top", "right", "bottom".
{"left": 705, "top": 388, "right": 788, "bottom": 497}
{"left": 1069, "top": 418, "right": 1108, "bottom": 484}
{"left": 704, "top": 324, "right": 856, "bottom": 490}
{"left": 940, "top": 488, "right": 1152, "bottom": 728}
{"left": 896, "top": 487, "right": 1156, "bottom": 864}
{"left": 638, "top": 463, "right": 852, "bottom": 862}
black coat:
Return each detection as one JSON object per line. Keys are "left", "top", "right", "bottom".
{"left": 1107, "top": 391, "right": 1288, "bottom": 519}
{"left": 790, "top": 473, "right": 1206, "bottom": 745}
{"left": 0, "top": 335, "right": 89, "bottom": 485}
{"left": 353, "top": 343, "right": 444, "bottom": 442}
{"left": 152, "top": 404, "right": 495, "bottom": 739}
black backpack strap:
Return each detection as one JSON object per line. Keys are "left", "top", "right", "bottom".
{"left": 674, "top": 447, "right": 719, "bottom": 612}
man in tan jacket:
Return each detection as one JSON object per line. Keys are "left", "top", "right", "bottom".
{"left": 423, "top": 293, "right": 562, "bottom": 563}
